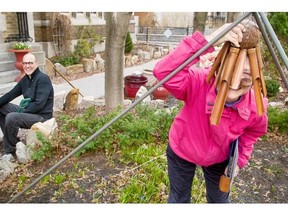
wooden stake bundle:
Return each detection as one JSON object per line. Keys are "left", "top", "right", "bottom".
{"left": 256, "top": 45, "right": 267, "bottom": 97}
{"left": 230, "top": 49, "right": 247, "bottom": 90}
{"left": 248, "top": 48, "right": 265, "bottom": 115}
{"left": 206, "top": 42, "right": 231, "bottom": 83}
{"left": 207, "top": 22, "right": 266, "bottom": 125}
{"left": 210, "top": 47, "right": 240, "bottom": 125}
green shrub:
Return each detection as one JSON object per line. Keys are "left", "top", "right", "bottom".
{"left": 74, "top": 26, "right": 102, "bottom": 58}
{"left": 263, "top": 13, "right": 288, "bottom": 79}
{"left": 268, "top": 107, "right": 288, "bottom": 133}
{"left": 266, "top": 79, "right": 280, "bottom": 97}
{"left": 31, "top": 132, "right": 53, "bottom": 161}
{"left": 74, "top": 39, "right": 92, "bottom": 58}
{"left": 50, "top": 54, "right": 80, "bottom": 67}
{"left": 268, "top": 12, "right": 288, "bottom": 38}
{"left": 125, "top": 32, "right": 133, "bottom": 54}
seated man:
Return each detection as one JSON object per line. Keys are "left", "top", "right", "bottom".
{"left": 0, "top": 53, "right": 54, "bottom": 161}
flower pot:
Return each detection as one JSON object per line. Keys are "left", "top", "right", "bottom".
{"left": 9, "top": 49, "right": 30, "bottom": 82}
{"left": 124, "top": 75, "right": 148, "bottom": 98}
{"left": 153, "top": 83, "right": 170, "bottom": 102}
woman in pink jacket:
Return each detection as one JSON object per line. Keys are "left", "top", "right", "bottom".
{"left": 153, "top": 23, "right": 268, "bottom": 203}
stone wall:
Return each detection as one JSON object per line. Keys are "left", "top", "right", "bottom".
{"left": 1, "top": 12, "right": 18, "bottom": 40}
{"left": 33, "top": 12, "right": 54, "bottom": 42}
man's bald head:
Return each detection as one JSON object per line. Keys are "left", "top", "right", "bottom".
{"left": 23, "top": 53, "right": 37, "bottom": 63}
{"left": 22, "top": 53, "right": 38, "bottom": 77}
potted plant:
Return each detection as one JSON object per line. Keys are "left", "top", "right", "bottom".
{"left": 8, "top": 42, "right": 31, "bottom": 82}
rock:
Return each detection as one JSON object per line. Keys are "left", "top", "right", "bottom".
{"left": 54, "top": 91, "right": 67, "bottom": 111}
{"left": 25, "top": 118, "right": 58, "bottom": 157}
{"left": 16, "top": 142, "right": 29, "bottom": 164}
{"left": 80, "top": 96, "right": 96, "bottom": 109}
{"left": 143, "top": 51, "right": 151, "bottom": 60}
{"left": 30, "top": 118, "right": 58, "bottom": 138}
{"left": 136, "top": 86, "right": 151, "bottom": 103}
{"left": 123, "top": 99, "right": 132, "bottom": 108}
{"left": 54, "top": 63, "right": 67, "bottom": 75}
{"left": 66, "top": 64, "right": 83, "bottom": 75}
{"left": 131, "top": 55, "right": 139, "bottom": 65}
{"left": 82, "top": 58, "right": 96, "bottom": 73}
{"left": 94, "top": 54, "right": 105, "bottom": 71}
{"left": 162, "top": 48, "right": 169, "bottom": 55}
{"left": 153, "top": 51, "right": 161, "bottom": 59}
{"left": 0, "top": 159, "right": 17, "bottom": 183}
{"left": 94, "top": 98, "right": 105, "bottom": 106}
{"left": 269, "top": 101, "right": 285, "bottom": 107}
{"left": 125, "top": 55, "right": 132, "bottom": 67}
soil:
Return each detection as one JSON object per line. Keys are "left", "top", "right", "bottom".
{"left": 0, "top": 64, "right": 288, "bottom": 204}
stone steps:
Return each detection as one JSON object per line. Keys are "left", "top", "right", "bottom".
{"left": 0, "top": 70, "right": 21, "bottom": 85}
{"left": 0, "top": 43, "right": 46, "bottom": 96}
{"left": 0, "top": 82, "right": 17, "bottom": 95}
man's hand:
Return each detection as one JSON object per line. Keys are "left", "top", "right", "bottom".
{"left": 206, "top": 23, "right": 246, "bottom": 47}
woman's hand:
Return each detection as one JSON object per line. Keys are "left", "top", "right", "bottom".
{"left": 206, "top": 23, "right": 246, "bottom": 47}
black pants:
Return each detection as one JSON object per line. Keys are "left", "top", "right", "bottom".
{"left": 166, "top": 144, "right": 230, "bottom": 203}
{"left": 0, "top": 103, "right": 46, "bottom": 154}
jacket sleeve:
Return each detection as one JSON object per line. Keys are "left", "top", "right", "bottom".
{"left": 238, "top": 112, "right": 268, "bottom": 168}
{"left": 153, "top": 31, "right": 214, "bottom": 100}
{"left": 0, "top": 83, "right": 22, "bottom": 107}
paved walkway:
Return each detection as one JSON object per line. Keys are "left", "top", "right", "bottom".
{"left": 53, "top": 59, "right": 159, "bottom": 99}
{"left": 0, "top": 59, "right": 161, "bottom": 140}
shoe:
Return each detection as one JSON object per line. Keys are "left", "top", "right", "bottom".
{"left": 1, "top": 153, "right": 15, "bottom": 162}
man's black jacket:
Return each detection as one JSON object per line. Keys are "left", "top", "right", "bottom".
{"left": 0, "top": 67, "right": 54, "bottom": 119}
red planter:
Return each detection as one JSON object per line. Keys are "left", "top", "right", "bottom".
{"left": 153, "top": 83, "right": 170, "bottom": 102}
{"left": 124, "top": 75, "right": 148, "bottom": 98}
{"left": 9, "top": 49, "right": 30, "bottom": 82}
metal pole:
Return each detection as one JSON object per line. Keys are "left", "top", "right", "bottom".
{"left": 253, "top": 13, "right": 288, "bottom": 90}
{"left": 7, "top": 12, "right": 252, "bottom": 203}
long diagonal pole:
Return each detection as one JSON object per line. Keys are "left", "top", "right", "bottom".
{"left": 7, "top": 12, "right": 253, "bottom": 203}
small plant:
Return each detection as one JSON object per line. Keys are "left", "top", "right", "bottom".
{"left": 125, "top": 32, "right": 133, "bottom": 54}
{"left": 268, "top": 107, "right": 288, "bottom": 133}
{"left": 74, "top": 39, "right": 92, "bottom": 58}
{"left": 50, "top": 54, "right": 80, "bottom": 67}
{"left": 31, "top": 132, "right": 53, "bottom": 161}
{"left": 53, "top": 172, "right": 67, "bottom": 185}
{"left": 74, "top": 26, "right": 102, "bottom": 59}
{"left": 266, "top": 79, "right": 280, "bottom": 98}
{"left": 12, "top": 42, "right": 30, "bottom": 50}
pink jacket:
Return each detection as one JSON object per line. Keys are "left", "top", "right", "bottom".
{"left": 153, "top": 32, "right": 268, "bottom": 168}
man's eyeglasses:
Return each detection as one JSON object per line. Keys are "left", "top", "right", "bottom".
{"left": 22, "top": 62, "right": 34, "bottom": 66}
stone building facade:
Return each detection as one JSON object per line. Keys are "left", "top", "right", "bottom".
{"left": 0, "top": 12, "right": 136, "bottom": 95}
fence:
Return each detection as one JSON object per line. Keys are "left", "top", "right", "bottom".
{"left": 136, "top": 26, "right": 193, "bottom": 45}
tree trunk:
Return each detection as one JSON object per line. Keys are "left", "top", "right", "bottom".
{"left": 227, "top": 12, "right": 242, "bottom": 23}
{"left": 104, "top": 12, "right": 132, "bottom": 113}
{"left": 193, "top": 12, "right": 208, "bottom": 33}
